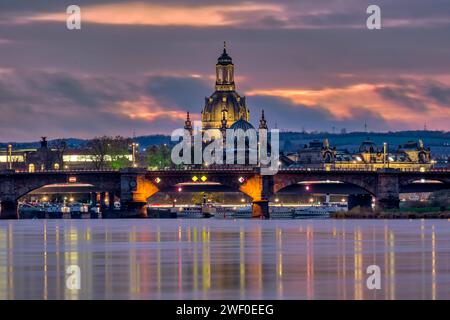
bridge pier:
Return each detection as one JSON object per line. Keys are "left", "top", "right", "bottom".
{"left": 239, "top": 173, "right": 272, "bottom": 218}
{"left": 0, "top": 200, "right": 18, "bottom": 219}
{"left": 120, "top": 168, "right": 159, "bottom": 218}
{"left": 376, "top": 197, "right": 400, "bottom": 211}
{"left": 376, "top": 170, "right": 400, "bottom": 211}
{"left": 120, "top": 201, "right": 147, "bottom": 218}
{"left": 348, "top": 194, "right": 372, "bottom": 211}
{"left": 252, "top": 200, "right": 269, "bottom": 218}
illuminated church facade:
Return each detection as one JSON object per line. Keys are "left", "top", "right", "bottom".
{"left": 184, "top": 43, "right": 267, "bottom": 134}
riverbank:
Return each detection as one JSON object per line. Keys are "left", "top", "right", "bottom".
{"left": 332, "top": 210, "right": 450, "bottom": 219}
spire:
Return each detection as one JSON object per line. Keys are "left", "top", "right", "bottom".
{"left": 259, "top": 109, "right": 268, "bottom": 129}
{"left": 184, "top": 111, "right": 193, "bottom": 135}
{"left": 223, "top": 41, "right": 227, "bottom": 53}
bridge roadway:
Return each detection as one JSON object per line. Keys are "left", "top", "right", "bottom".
{"left": 1, "top": 167, "right": 449, "bottom": 218}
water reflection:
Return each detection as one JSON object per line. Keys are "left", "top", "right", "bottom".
{"left": 0, "top": 219, "right": 448, "bottom": 299}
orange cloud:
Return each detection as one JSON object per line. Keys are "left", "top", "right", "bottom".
{"left": 247, "top": 82, "right": 450, "bottom": 129}
{"left": 23, "top": 2, "right": 283, "bottom": 27}
{"left": 112, "top": 96, "right": 198, "bottom": 122}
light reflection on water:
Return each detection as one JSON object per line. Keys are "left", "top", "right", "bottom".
{"left": 0, "top": 219, "right": 449, "bottom": 300}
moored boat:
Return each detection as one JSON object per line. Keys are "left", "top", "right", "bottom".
{"left": 270, "top": 206, "right": 295, "bottom": 219}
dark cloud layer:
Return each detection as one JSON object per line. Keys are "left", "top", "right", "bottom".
{"left": 247, "top": 95, "right": 392, "bottom": 133}
{"left": 0, "top": 0, "right": 449, "bottom": 140}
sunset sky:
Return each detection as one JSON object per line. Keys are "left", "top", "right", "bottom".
{"left": 0, "top": 0, "right": 449, "bottom": 141}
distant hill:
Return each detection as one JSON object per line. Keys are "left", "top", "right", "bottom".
{"left": 1, "top": 131, "right": 449, "bottom": 156}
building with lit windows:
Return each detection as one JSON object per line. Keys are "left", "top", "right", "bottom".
{"left": 183, "top": 43, "right": 265, "bottom": 135}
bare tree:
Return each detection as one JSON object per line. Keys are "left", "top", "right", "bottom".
{"left": 51, "top": 139, "right": 67, "bottom": 167}
{"left": 88, "top": 136, "right": 111, "bottom": 170}
{"left": 87, "top": 136, "right": 132, "bottom": 170}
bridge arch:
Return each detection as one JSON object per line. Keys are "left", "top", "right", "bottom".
{"left": 399, "top": 176, "right": 450, "bottom": 194}
{"left": 273, "top": 172, "right": 377, "bottom": 196}
{"left": 144, "top": 171, "right": 259, "bottom": 201}
{"left": 7, "top": 172, "right": 121, "bottom": 202}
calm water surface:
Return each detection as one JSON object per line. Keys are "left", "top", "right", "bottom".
{"left": 0, "top": 219, "right": 449, "bottom": 300}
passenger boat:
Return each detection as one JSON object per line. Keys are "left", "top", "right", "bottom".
{"left": 294, "top": 205, "right": 332, "bottom": 218}
{"left": 148, "top": 207, "right": 178, "bottom": 219}
{"left": 233, "top": 206, "right": 252, "bottom": 218}
{"left": 45, "top": 204, "right": 62, "bottom": 219}
{"left": 270, "top": 206, "right": 295, "bottom": 219}
{"left": 19, "top": 204, "right": 45, "bottom": 219}
{"left": 61, "top": 205, "right": 71, "bottom": 219}
{"left": 214, "top": 206, "right": 235, "bottom": 219}
{"left": 90, "top": 206, "right": 101, "bottom": 219}
{"left": 201, "top": 204, "right": 216, "bottom": 218}
{"left": 177, "top": 206, "right": 204, "bottom": 218}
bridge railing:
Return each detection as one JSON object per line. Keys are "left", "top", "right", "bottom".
{"left": 5, "top": 166, "right": 450, "bottom": 175}
{"left": 12, "top": 168, "right": 120, "bottom": 174}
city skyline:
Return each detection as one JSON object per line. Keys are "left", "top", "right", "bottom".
{"left": 1, "top": 0, "right": 450, "bottom": 141}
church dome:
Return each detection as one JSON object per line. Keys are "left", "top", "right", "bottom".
{"left": 230, "top": 118, "right": 255, "bottom": 131}
{"left": 201, "top": 44, "right": 250, "bottom": 130}
{"left": 202, "top": 91, "right": 249, "bottom": 129}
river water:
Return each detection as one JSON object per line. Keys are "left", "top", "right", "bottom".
{"left": 0, "top": 219, "right": 448, "bottom": 300}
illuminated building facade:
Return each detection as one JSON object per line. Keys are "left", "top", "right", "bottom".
{"left": 0, "top": 137, "right": 132, "bottom": 172}
{"left": 199, "top": 43, "right": 252, "bottom": 131}
{"left": 289, "top": 139, "right": 434, "bottom": 171}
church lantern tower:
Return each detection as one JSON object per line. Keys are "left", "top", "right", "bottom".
{"left": 215, "top": 42, "right": 235, "bottom": 92}
{"left": 201, "top": 43, "right": 250, "bottom": 130}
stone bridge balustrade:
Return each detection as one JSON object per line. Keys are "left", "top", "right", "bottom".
{"left": 1, "top": 167, "right": 449, "bottom": 219}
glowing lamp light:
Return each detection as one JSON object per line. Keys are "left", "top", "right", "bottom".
{"left": 241, "top": 198, "right": 245, "bottom": 203}
{"left": 275, "top": 198, "right": 279, "bottom": 203}
{"left": 201, "top": 176, "right": 207, "bottom": 182}
{"left": 309, "top": 198, "right": 314, "bottom": 203}
{"left": 238, "top": 177, "right": 245, "bottom": 183}
{"left": 68, "top": 176, "right": 77, "bottom": 183}
{"left": 177, "top": 187, "right": 183, "bottom": 192}
{"left": 192, "top": 176, "right": 198, "bottom": 182}
{"left": 305, "top": 185, "right": 310, "bottom": 191}
{"left": 69, "top": 197, "right": 74, "bottom": 202}
{"left": 154, "top": 177, "right": 161, "bottom": 184}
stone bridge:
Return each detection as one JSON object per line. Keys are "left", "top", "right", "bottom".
{"left": 1, "top": 167, "right": 449, "bottom": 219}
